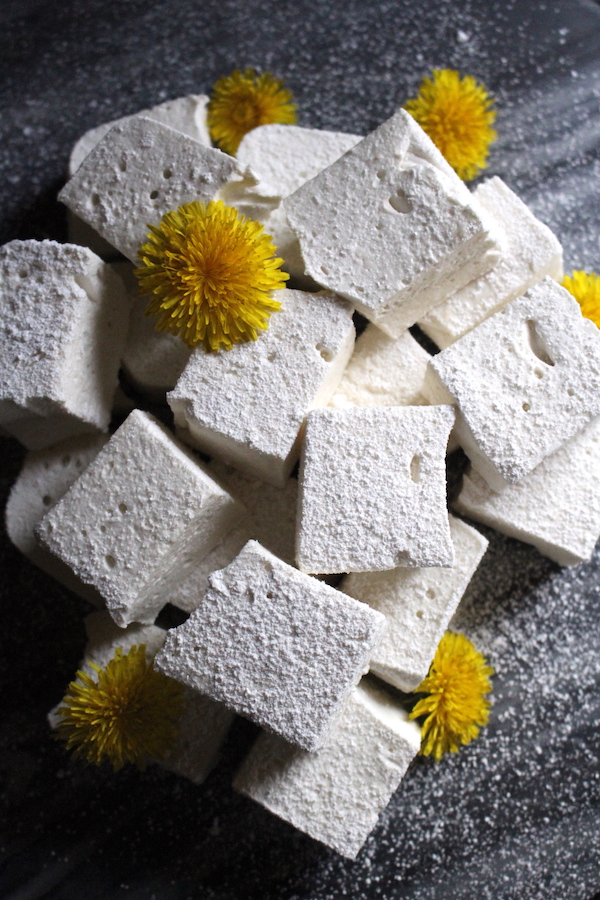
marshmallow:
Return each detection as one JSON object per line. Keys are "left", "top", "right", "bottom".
{"left": 234, "top": 678, "right": 421, "bottom": 859}
{"left": 167, "top": 461, "right": 299, "bottom": 614}
{"left": 154, "top": 541, "right": 386, "bottom": 751}
{"left": 59, "top": 117, "right": 257, "bottom": 263}
{"left": 114, "top": 261, "right": 191, "bottom": 399}
{"left": 428, "top": 278, "right": 600, "bottom": 490}
{"left": 284, "top": 108, "right": 501, "bottom": 338}
{"left": 68, "top": 94, "right": 211, "bottom": 177}
{"left": 36, "top": 410, "right": 245, "bottom": 627}
{"left": 418, "top": 177, "right": 563, "bottom": 349}
{"left": 76, "top": 611, "right": 234, "bottom": 784}
{"left": 329, "top": 325, "right": 431, "bottom": 409}
{"left": 5, "top": 434, "right": 108, "bottom": 604}
{"left": 0, "top": 240, "right": 130, "bottom": 450}
{"left": 454, "top": 416, "right": 600, "bottom": 566}
{"left": 341, "top": 516, "right": 488, "bottom": 691}
{"left": 236, "top": 124, "right": 362, "bottom": 199}
{"left": 296, "top": 405, "right": 455, "bottom": 574}
{"left": 169, "top": 288, "right": 355, "bottom": 488}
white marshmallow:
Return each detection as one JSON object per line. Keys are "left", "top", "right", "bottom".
{"left": 329, "top": 325, "right": 431, "bottom": 409}
{"left": 296, "top": 405, "right": 455, "bottom": 574}
{"left": 114, "top": 261, "right": 191, "bottom": 399}
{"left": 0, "top": 240, "right": 130, "bottom": 450}
{"left": 69, "top": 94, "right": 211, "bottom": 177}
{"left": 454, "top": 416, "right": 600, "bottom": 566}
{"left": 66, "top": 95, "right": 212, "bottom": 263}
{"left": 5, "top": 434, "right": 108, "bottom": 604}
{"left": 154, "top": 541, "right": 386, "bottom": 751}
{"left": 234, "top": 678, "right": 421, "bottom": 859}
{"left": 341, "top": 516, "right": 488, "bottom": 691}
{"left": 418, "top": 177, "right": 563, "bottom": 349}
{"left": 283, "top": 108, "right": 501, "bottom": 338}
{"left": 167, "top": 462, "right": 299, "bottom": 614}
{"left": 169, "top": 288, "right": 355, "bottom": 488}
{"left": 36, "top": 410, "right": 245, "bottom": 627}
{"left": 76, "top": 611, "right": 233, "bottom": 784}
{"left": 236, "top": 124, "right": 362, "bottom": 199}
{"left": 428, "top": 278, "right": 600, "bottom": 490}
{"left": 59, "top": 117, "right": 256, "bottom": 263}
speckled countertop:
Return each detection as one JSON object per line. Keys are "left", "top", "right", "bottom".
{"left": 0, "top": 1, "right": 599, "bottom": 898}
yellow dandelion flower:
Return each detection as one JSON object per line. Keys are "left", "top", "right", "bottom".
{"left": 410, "top": 631, "right": 494, "bottom": 761}
{"left": 404, "top": 69, "right": 497, "bottom": 181}
{"left": 208, "top": 68, "right": 297, "bottom": 155}
{"left": 135, "top": 200, "right": 288, "bottom": 352}
{"left": 56, "top": 644, "right": 184, "bottom": 772}
{"left": 562, "top": 270, "right": 600, "bottom": 328}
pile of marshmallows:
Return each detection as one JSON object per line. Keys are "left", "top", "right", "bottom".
{"left": 4, "top": 92, "right": 600, "bottom": 860}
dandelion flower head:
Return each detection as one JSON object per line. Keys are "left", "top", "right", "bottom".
{"left": 56, "top": 644, "right": 184, "bottom": 772}
{"left": 410, "top": 631, "right": 494, "bottom": 761}
{"left": 208, "top": 68, "right": 297, "bottom": 155}
{"left": 562, "top": 270, "right": 600, "bottom": 329}
{"left": 135, "top": 200, "right": 288, "bottom": 352}
{"left": 404, "top": 69, "right": 497, "bottom": 181}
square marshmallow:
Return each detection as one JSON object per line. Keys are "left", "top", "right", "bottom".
{"left": 78, "top": 611, "right": 234, "bottom": 784}
{"left": 0, "top": 240, "right": 130, "bottom": 450}
{"left": 167, "top": 461, "right": 299, "bottom": 614}
{"left": 36, "top": 410, "right": 244, "bottom": 627}
{"left": 418, "top": 177, "right": 563, "bottom": 349}
{"left": 284, "top": 108, "right": 501, "bottom": 338}
{"left": 234, "top": 678, "right": 421, "bottom": 859}
{"left": 329, "top": 325, "right": 431, "bottom": 409}
{"left": 296, "top": 405, "right": 455, "bottom": 574}
{"left": 454, "top": 416, "right": 600, "bottom": 566}
{"left": 59, "top": 116, "right": 257, "bottom": 263}
{"left": 5, "top": 434, "right": 108, "bottom": 604}
{"left": 153, "top": 541, "right": 386, "bottom": 751}
{"left": 342, "top": 515, "right": 488, "bottom": 691}
{"left": 169, "top": 288, "right": 355, "bottom": 488}
{"left": 428, "top": 278, "right": 600, "bottom": 490}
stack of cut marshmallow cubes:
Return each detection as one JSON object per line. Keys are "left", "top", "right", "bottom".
{"left": 4, "top": 91, "right": 600, "bottom": 860}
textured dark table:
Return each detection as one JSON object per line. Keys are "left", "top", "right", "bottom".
{"left": 1, "top": 1, "right": 600, "bottom": 898}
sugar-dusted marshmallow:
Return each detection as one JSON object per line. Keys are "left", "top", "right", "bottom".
{"left": 59, "top": 117, "right": 257, "bottom": 263}
{"left": 75, "top": 611, "right": 234, "bottom": 783}
{"left": 0, "top": 241, "right": 130, "bottom": 450}
{"left": 69, "top": 94, "right": 211, "bottom": 177}
{"left": 341, "top": 516, "right": 488, "bottom": 691}
{"left": 115, "top": 261, "right": 191, "bottom": 398}
{"left": 5, "top": 435, "right": 108, "bottom": 604}
{"left": 418, "top": 177, "right": 563, "bottom": 349}
{"left": 455, "top": 416, "right": 600, "bottom": 566}
{"left": 428, "top": 278, "right": 600, "bottom": 490}
{"left": 234, "top": 678, "right": 421, "bottom": 858}
{"left": 154, "top": 541, "right": 386, "bottom": 751}
{"left": 167, "top": 461, "right": 299, "bottom": 614}
{"left": 237, "top": 124, "right": 362, "bottom": 199}
{"left": 36, "top": 410, "right": 244, "bottom": 627}
{"left": 296, "top": 405, "right": 455, "bottom": 574}
{"left": 169, "top": 288, "right": 355, "bottom": 487}
{"left": 284, "top": 108, "right": 501, "bottom": 338}
{"left": 329, "top": 325, "right": 431, "bottom": 409}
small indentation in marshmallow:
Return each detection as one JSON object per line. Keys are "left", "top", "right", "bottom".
{"left": 410, "top": 454, "right": 421, "bottom": 483}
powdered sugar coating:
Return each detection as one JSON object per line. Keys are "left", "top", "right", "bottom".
{"left": 429, "top": 278, "right": 600, "bottom": 489}
{"left": 154, "top": 541, "right": 386, "bottom": 751}
{"left": 297, "top": 405, "right": 455, "bottom": 573}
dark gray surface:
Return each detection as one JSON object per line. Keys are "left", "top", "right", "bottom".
{"left": 1, "top": 1, "right": 600, "bottom": 898}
